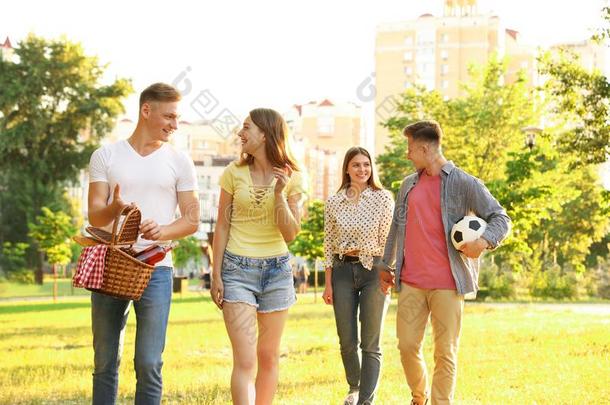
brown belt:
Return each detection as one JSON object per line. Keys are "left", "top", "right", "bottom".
{"left": 334, "top": 254, "right": 360, "bottom": 263}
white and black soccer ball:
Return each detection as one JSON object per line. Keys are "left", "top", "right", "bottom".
{"left": 450, "top": 216, "right": 487, "bottom": 250}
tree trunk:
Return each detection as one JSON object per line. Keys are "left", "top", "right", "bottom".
{"left": 35, "top": 251, "right": 44, "bottom": 285}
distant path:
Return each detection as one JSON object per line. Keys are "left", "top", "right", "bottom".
{"left": 469, "top": 302, "right": 610, "bottom": 315}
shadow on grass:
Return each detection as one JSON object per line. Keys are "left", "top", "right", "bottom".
{"left": 170, "top": 295, "right": 212, "bottom": 305}
{"left": 0, "top": 301, "right": 91, "bottom": 315}
{"left": 0, "top": 294, "right": 211, "bottom": 316}
{"left": 7, "top": 383, "right": 233, "bottom": 405}
{"left": 0, "top": 325, "right": 91, "bottom": 340}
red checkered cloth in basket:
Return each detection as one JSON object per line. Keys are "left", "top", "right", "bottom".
{"left": 73, "top": 245, "right": 108, "bottom": 289}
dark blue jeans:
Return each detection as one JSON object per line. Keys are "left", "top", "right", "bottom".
{"left": 91, "top": 266, "right": 172, "bottom": 405}
{"left": 332, "top": 260, "right": 390, "bottom": 405}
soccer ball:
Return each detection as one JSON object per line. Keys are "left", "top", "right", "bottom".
{"left": 450, "top": 216, "right": 487, "bottom": 250}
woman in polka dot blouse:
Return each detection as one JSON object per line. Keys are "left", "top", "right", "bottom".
{"left": 323, "top": 146, "right": 394, "bottom": 405}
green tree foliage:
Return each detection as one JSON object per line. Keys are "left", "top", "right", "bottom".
{"left": 376, "top": 86, "right": 446, "bottom": 193}
{"left": 173, "top": 236, "right": 203, "bottom": 271}
{"left": 377, "top": 56, "right": 536, "bottom": 194}
{"left": 445, "top": 59, "right": 535, "bottom": 181}
{"left": 0, "top": 34, "right": 132, "bottom": 246}
{"left": 0, "top": 242, "right": 31, "bottom": 282}
{"left": 538, "top": 50, "right": 609, "bottom": 166}
{"left": 289, "top": 200, "right": 325, "bottom": 261}
{"left": 377, "top": 54, "right": 610, "bottom": 285}
{"left": 28, "top": 207, "right": 76, "bottom": 283}
{"left": 593, "top": 6, "right": 610, "bottom": 43}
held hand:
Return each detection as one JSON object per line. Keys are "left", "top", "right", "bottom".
{"left": 379, "top": 270, "right": 395, "bottom": 295}
{"left": 210, "top": 277, "right": 224, "bottom": 309}
{"left": 460, "top": 238, "right": 489, "bottom": 259}
{"left": 322, "top": 285, "right": 333, "bottom": 305}
{"left": 273, "top": 165, "right": 293, "bottom": 195}
{"left": 140, "top": 219, "right": 165, "bottom": 241}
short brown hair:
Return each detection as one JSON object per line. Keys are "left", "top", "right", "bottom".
{"left": 139, "top": 83, "right": 181, "bottom": 107}
{"left": 403, "top": 120, "right": 443, "bottom": 145}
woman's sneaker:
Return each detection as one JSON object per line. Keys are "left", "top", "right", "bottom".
{"left": 344, "top": 391, "right": 359, "bottom": 405}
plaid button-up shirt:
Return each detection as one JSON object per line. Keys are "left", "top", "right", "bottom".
{"left": 375, "top": 162, "right": 511, "bottom": 297}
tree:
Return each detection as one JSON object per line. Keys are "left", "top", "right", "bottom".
{"left": 487, "top": 137, "right": 581, "bottom": 273}
{"left": 376, "top": 85, "right": 448, "bottom": 194}
{"left": 593, "top": 6, "right": 610, "bottom": 43}
{"left": 539, "top": 50, "right": 610, "bottom": 166}
{"left": 377, "top": 56, "right": 537, "bottom": 194}
{"left": 376, "top": 55, "right": 610, "bottom": 283}
{"left": 0, "top": 242, "right": 31, "bottom": 283}
{"left": 173, "top": 236, "right": 203, "bottom": 272}
{"left": 289, "top": 200, "right": 325, "bottom": 261}
{"left": 28, "top": 207, "right": 76, "bottom": 290}
{"left": 0, "top": 34, "right": 132, "bottom": 251}
{"left": 445, "top": 59, "right": 535, "bottom": 181}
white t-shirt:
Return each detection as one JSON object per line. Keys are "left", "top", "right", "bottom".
{"left": 88, "top": 139, "right": 198, "bottom": 267}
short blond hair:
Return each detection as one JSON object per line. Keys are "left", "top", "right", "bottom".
{"left": 139, "top": 83, "right": 181, "bottom": 108}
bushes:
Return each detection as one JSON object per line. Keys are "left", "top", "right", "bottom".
{"left": 0, "top": 242, "right": 34, "bottom": 284}
{"left": 6, "top": 268, "right": 35, "bottom": 284}
{"left": 478, "top": 263, "right": 517, "bottom": 299}
{"left": 529, "top": 264, "right": 579, "bottom": 300}
{"left": 585, "top": 257, "right": 610, "bottom": 299}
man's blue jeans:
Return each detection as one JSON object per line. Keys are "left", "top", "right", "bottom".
{"left": 332, "top": 260, "right": 390, "bottom": 405}
{"left": 91, "top": 266, "right": 172, "bottom": 405}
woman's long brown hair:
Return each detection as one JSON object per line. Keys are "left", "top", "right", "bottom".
{"left": 237, "top": 108, "right": 300, "bottom": 171}
{"left": 337, "top": 146, "right": 383, "bottom": 192}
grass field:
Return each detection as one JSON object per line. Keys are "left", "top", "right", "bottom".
{"left": 0, "top": 278, "right": 201, "bottom": 299}
{"left": 0, "top": 293, "right": 608, "bottom": 404}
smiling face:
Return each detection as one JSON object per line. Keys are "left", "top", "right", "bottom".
{"left": 141, "top": 101, "right": 179, "bottom": 142}
{"left": 346, "top": 153, "right": 372, "bottom": 187}
{"left": 237, "top": 115, "right": 266, "bottom": 155}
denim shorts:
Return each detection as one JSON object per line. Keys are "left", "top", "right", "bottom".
{"left": 221, "top": 250, "right": 296, "bottom": 313}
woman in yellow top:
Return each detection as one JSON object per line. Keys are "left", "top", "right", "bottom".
{"left": 323, "top": 146, "right": 394, "bottom": 405}
{"left": 211, "top": 108, "right": 305, "bottom": 405}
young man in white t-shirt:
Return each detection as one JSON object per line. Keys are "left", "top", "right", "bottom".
{"left": 87, "top": 83, "right": 200, "bottom": 405}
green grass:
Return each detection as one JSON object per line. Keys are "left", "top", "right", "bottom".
{"left": 0, "top": 294, "right": 608, "bottom": 404}
{"left": 0, "top": 278, "right": 202, "bottom": 299}
{"left": 0, "top": 279, "right": 81, "bottom": 298}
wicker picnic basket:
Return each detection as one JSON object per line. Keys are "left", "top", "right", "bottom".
{"left": 75, "top": 205, "right": 154, "bottom": 301}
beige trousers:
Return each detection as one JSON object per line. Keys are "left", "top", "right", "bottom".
{"left": 396, "top": 283, "right": 464, "bottom": 405}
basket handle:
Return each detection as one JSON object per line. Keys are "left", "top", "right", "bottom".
{"left": 110, "top": 205, "right": 135, "bottom": 247}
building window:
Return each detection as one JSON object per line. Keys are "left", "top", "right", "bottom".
{"left": 404, "top": 36, "right": 413, "bottom": 46}
{"left": 440, "top": 50, "right": 448, "bottom": 60}
{"left": 317, "top": 115, "right": 334, "bottom": 134}
{"left": 404, "top": 66, "right": 413, "bottom": 75}
{"left": 441, "top": 64, "right": 449, "bottom": 75}
{"left": 442, "top": 80, "right": 449, "bottom": 89}
{"left": 441, "top": 33, "right": 449, "bottom": 43}
{"left": 404, "top": 81, "right": 412, "bottom": 89}
{"left": 417, "top": 29, "right": 435, "bottom": 46}
{"left": 403, "top": 51, "right": 413, "bottom": 61}
{"left": 417, "top": 62, "right": 434, "bottom": 75}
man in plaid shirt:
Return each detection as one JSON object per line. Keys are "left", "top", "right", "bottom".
{"left": 87, "top": 83, "right": 200, "bottom": 405}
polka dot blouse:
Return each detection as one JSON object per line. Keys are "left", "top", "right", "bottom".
{"left": 324, "top": 186, "right": 395, "bottom": 270}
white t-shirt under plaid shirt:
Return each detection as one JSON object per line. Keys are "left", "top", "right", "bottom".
{"left": 324, "top": 187, "right": 394, "bottom": 270}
